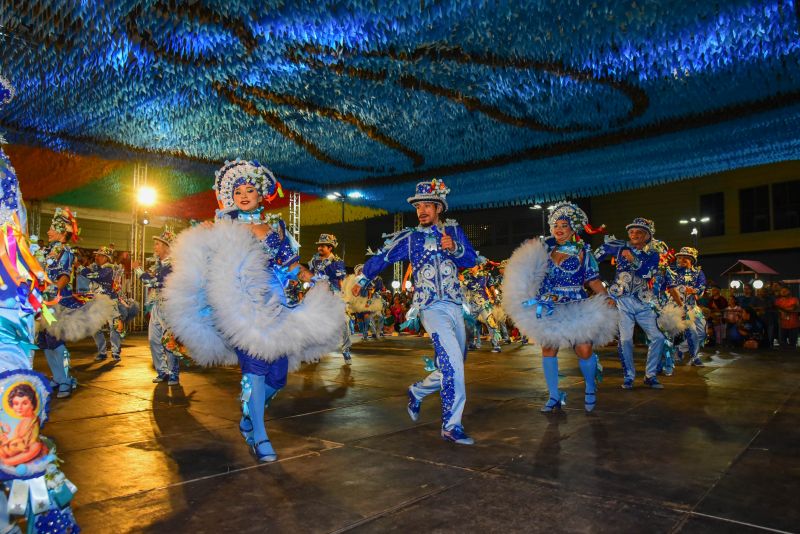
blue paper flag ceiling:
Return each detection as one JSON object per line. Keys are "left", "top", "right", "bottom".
{"left": 1, "top": 1, "right": 800, "bottom": 213}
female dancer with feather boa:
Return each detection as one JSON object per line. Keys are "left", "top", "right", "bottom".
{"left": 503, "top": 202, "right": 617, "bottom": 413}
{"left": 163, "top": 160, "right": 344, "bottom": 462}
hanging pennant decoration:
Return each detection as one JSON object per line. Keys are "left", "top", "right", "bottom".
{"left": 0, "top": 1, "right": 799, "bottom": 213}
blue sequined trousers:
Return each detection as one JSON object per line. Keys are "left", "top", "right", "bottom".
{"left": 409, "top": 301, "right": 467, "bottom": 430}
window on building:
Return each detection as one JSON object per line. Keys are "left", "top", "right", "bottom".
{"left": 772, "top": 180, "right": 800, "bottom": 230}
{"left": 699, "top": 192, "right": 724, "bottom": 236}
{"left": 494, "top": 220, "right": 510, "bottom": 246}
{"left": 512, "top": 217, "right": 538, "bottom": 245}
{"left": 463, "top": 223, "right": 493, "bottom": 248}
{"left": 739, "top": 185, "right": 770, "bottom": 233}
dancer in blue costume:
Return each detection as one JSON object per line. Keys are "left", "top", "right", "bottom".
{"left": 594, "top": 218, "right": 669, "bottom": 389}
{"left": 355, "top": 179, "right": 479, "bottom": 444}
{"left": 133, "top": 230, "right": 181, "bottom": 385}
{"left": 81, "top": 245, "right": 123, "bottom": 362}
{"left": 308, "top": 233, "right": 352, "bottom": 363}
{"left": 37, "top": 208, "right": 115, "bottom": 397}
{"left": 489, "top": 261, "right": 513, "bottom": 345}
{"left": 164, "top": 160, "right": 343, "bottom": 463}
{"left": 352, "top": 264, "right": 386, "bottom": 340}
{"left": 462, "top": 263, "right": 502, "bottom": 352}
{"left": 503, "top": 202, "right": 617, "bottom": 412}
{"left": 667, "top": 247, "right": 707, "bottom": 366}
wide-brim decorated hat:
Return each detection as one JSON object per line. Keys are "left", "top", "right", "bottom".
{"left": 675, "top": 246, "right": 698, "bottom": 263}
{"left": 92, "top": 245, "right": 114, "bottom": 259}
{"left": 548, "top": 201, "right": 589, "bottom": 233}
{"left": 625, "top": 217, "right": 655, "bottom": 237}
{"left": 407, "top": 179, "right": 449, "bottom": 211}
{"left": 213, "top": 159, "right": 282, "bottom": 210}
{"left": 50, "top": 207, "right": 80, "bottom": 242}
{"left": 153, "top": 229, "right": 176, "bottom": 247}
{"left": 316, "top": 233, "right": 338, "bottom": 248}
{"left": 546, "top": 201, "right": 606, "bottom": 235}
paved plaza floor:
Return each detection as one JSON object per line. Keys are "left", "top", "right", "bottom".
{"left": 37, "top": 334, "right": 799, "bottom": 533}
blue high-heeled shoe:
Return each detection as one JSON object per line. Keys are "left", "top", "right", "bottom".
{"left": 252, "top": 439, "right": 278, "bottom": 463}
{"left": 239, "top": 416, "right": 254, "bottom": 445}
{"left": 584, "top": 391, "right": 597, "bottom": 413}
{"left": 541, "top": 391, "right": 567, "bottom": 413}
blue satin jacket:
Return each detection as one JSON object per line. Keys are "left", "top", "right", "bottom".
{"left": 360, "top": 220, "right": 478, "bottom": 309}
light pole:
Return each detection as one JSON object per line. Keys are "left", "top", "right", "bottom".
{"left": 678, "top": 216, "right": 710, "bottom": 248}
{"left": 326, "top": 190, "right": 363, "bottom": 261}
{"left": 530, "top": 203, "right": 545, "bottom": 237}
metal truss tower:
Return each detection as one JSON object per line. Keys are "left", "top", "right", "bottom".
{"left": 392, "top": 212, "right": 404, "bottom": 289}
{"left": 288, "top": 191, "right": 301, "bottom": 243}
{"left": 129, "top": 162, "right": 148, "bottom": 331}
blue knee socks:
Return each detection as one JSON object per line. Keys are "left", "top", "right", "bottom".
{"left": 541, "top": 357, "right": 560, "bottom": 399}
{"left": 244, "top": 373, "right": 278, "bottom": 445}
{"left": 578, "top": 353, "right": 598, "bottom": 394}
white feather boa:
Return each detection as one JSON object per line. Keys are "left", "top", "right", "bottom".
{"left": 341, "top": 274, "right": 383, "bottom": 313}
{"left": 657, "top": 302, "right": 695, "bottom": 337}
{"left": 502, "top": 238, "right": 618, "bottom": 348}
{"left": 163, "top": 221, "right": 345, "bottom": 370}
{"left": 40, "top": 294, "right": 116, "bottom": 342}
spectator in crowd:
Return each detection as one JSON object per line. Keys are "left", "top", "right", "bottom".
{"left": 383, "top": 308, "right": 395, "bottom": 334}
{"left": 707, "top": 287, "right": 729, "bottom": 346}
{"left": 390, "top": 296, "right": 405, "bottom": 329}
{"left": 728, "top": 307, "right": 765, "bottom": 349}
{"left": 774, "top": 285, "right": 799, "bottom": 350}
{"left": 723, "top": 296, "right": 743, "bottom": 344}
{"left": 736, "top": 284, "right": 756, "bottom": 308}
{"left": 759, "top": 286, "right": 779, "bottom": 348}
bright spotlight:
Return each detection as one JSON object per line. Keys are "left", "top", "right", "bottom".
{"left": 327, "top": 191, "right": 343, "bottom": 200}
{"left": 142, "top": 211, "right": 150, "bottom": 225}
{"left": 679, "top": 219, "right": 689, "bottom": 224}
{"left": 729, "top": 280, "right": 742, "bottom": 289}
{"left": 752, "top": 279, "right": 764, "bottom": 289}
{"left": 137, "top": 186, "right": 157, "bottom": 206}
{"left": 347, "top": 191, "right": 363, "bottom": 199}
{"left": 690, "top": 217, "right": 697, "bottom": 222}
{"left": 690, "top": 228, "right": 698, "bottom": 235}
{"left": 530, "top": 204, "right": 542, "bottom": 210}
{"left": 404, "top": 280, "right": 412, "bottom": 290}
{"left": 302, "top": 282, "right": 310, "bottom": 289}
{"left": 700, "top": 217, "right": 710, "bottom": 223}
{"left": 391, "top": 280, "right": 401, "bottom": 290}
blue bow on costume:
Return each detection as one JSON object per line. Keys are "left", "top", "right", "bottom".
{"left": 522, "top": 296, "right": 555, "bottom": 319}
{"left": 273, "top": 264, "right": 300, "bottom": 288}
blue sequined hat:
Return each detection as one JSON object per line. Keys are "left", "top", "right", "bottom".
{"left": 153, "top": 229, "right": 176, "bottom": 247}
{"left": 547, "top": 201, "right": 589, "bottom": 232}
{"left": 316, "top": 233, "right": 338, "bottom": 248}
{"left": 625, "top": 217, "right": 655, "bottom": 237}
{"left": 407, "top": 179, "right": 450, "bottom": 211}
{"left": 213, "top": 159, "right": 281, "bottom": 210}
{"left": 675, "top": 246, "right": 698, "bottom": 263}
{"left": 92, "top": 245, "right": 114, "bottom": 260}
